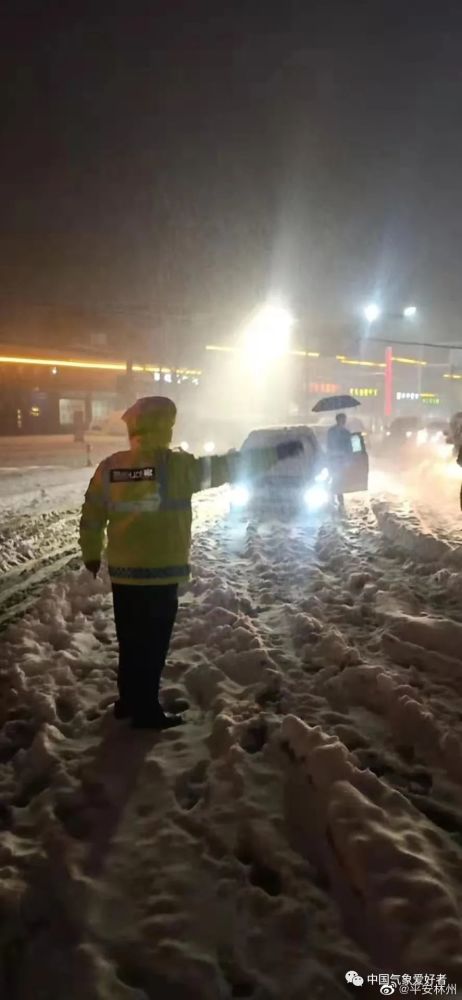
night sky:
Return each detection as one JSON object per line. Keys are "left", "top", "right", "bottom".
{"left": 1, "top": 1, "right": 462, "bottom": 348}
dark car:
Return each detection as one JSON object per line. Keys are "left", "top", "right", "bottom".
{"left": 385, "top": 416, "right": 422, "bottom": 443}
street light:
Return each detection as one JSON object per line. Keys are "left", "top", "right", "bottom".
{"left": 360, "top": 301, "right": 419, "bottom": 421}
{"left": 363, "top": 303, "right": 381, "bottom": 323}
{"left": 241, "top": 301, "right": 295, "bottom": 364}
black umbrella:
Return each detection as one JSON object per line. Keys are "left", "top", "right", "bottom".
{"left": 312, "top": 394, "right": 361, "bottom": 413}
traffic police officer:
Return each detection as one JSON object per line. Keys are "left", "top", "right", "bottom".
{"left": 80, "top": 396, "right": 301, "bottom": 729}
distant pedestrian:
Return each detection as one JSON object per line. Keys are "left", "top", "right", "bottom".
{"left": 73, "top": 410, "right": 85, "bottom": 443}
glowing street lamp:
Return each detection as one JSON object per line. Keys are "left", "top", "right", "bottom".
{"left": 363, "top": 302, "right": 381, "bottom": 323}
{"left": 241, "top": 301, "right": 295, "bottom": 364}
{"left": 403, "top": 305, "right": 417, "bottom": 318}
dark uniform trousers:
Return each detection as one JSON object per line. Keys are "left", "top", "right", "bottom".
{"left": 112, "top": 583, "right": 179, "bottom": 715}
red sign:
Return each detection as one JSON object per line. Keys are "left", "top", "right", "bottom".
{"left": 309, "top": 382, "right": 340, "bottom": 394}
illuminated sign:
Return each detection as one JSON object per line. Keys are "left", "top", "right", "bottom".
{"left": 396, "top": 392, "right": 440, "bottom": 404}
{"left": 348, "top": 388, "right": 378, "bottom": 398}
{"left": 309, "top": 382, "right": 340, "bottom": 394}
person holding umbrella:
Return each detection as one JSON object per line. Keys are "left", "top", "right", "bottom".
{"left": 312, "top": 395, "right": 360, "bottom": 511}
{"left": 326, "top": 412, "right": 353, "bottom": 509}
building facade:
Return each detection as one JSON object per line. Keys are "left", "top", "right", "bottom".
{"left": 0, "top": 344, "right": 201, "bottom": 435}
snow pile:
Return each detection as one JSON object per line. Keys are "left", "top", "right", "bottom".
{"left": 0, "top": 537, "right": 36, "bottom": 572}
{"left": 382, "top": 616, "right": 462, "bottom": 689}
{"left": 281, "top": 715, "right": 462, "bottom": 977}
{"left": 324, "top": 651, "right": 462, "bottom": 791}
{"left": 372, "top": 499, "right": 453, "bottom": 563}
{"left": 0, "top": 571, "right": 113, "bottom": 734}
{"left": 385, "top": 611, "right": 462, "bottom": 662}
{"left": 287, "top": 610, "right": 359, "bottom": 671}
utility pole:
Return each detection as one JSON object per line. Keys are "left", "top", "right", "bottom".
{"left": 384, "top": 346, "right": 393, "bottom": 419}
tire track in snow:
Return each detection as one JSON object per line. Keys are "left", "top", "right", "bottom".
{"left": 0, "top": 490, "right": 225, "bottom": 633}
{"left": 0, "top": 551, "right": 81, "bottom": 629}
{"left": 0, "top": 510, "right": 80, "bottom": 630}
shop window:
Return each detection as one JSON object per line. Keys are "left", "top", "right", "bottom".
{"left": 91, "top": 398, "right": 114, "bottom": 422}
{"left": 59, "top": 398, "right": 85, "bottom": 426}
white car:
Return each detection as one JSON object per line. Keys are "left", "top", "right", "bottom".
{"left": 229, "top": 425, "right": 331, "bottom": 514}
{"left": 229, "top": 424, "right": 369, "bottom": 515}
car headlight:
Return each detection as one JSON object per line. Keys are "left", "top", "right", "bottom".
{"left": 230, "top": 484, "right": 251, "bottom": 507}
{"left": 204, "top": 441, "right": 215, "bottom": 454}
{"left": 416, "top": 429, "right": 428, "bottom": 446}
{"left": 304, "top": 484, "right": 330, "bottom": 511}
{"left": 315, "top": 467, "right": 330, "bottom": 483}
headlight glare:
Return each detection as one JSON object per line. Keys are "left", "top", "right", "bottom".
{"left": 230, "top": 484, "right": 251, "bottom": 508}
{"left": 304, "top": 485, "right": 330, "bottom": 511}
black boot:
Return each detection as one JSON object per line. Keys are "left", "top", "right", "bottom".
{"left": 113, "top": 699, "right": 132, "bottom": 720}
{"left": 131, "top": 709, "right": 184, "bottom": 731}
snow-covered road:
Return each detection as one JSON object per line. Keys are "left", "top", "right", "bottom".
{"left": 1, "top": 451, "right": 462, "bottom": 998}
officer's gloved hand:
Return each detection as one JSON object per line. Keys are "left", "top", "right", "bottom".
{"left": 84, "top": 560, "right": 101, "bottom": 578}
{"left": 276, "top": 440, "right": 303, "bottom": 461}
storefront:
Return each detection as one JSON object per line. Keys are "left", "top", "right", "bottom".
{"left": 0, "top": 346, "right": 202, "bottom": 434}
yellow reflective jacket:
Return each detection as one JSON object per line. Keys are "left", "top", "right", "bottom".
{"left": 79, "top": 445, "right": 278, "bottom": 585}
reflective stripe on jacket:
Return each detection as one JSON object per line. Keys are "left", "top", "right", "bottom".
{"left": 79, "top": 446, "right": 277, "bottom": 585}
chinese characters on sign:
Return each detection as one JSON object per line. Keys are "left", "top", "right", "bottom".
{"left": 309, "top": 382, "right": 340, "bottom": 394}
{"left": 348, "top": 387, "right": 378, "bottom": 398}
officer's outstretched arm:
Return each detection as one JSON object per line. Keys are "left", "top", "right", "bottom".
{"left": 79, "top": 462, "right": 108, "bottom": 564}
{"left": 191, "top": 441, "right": 302, "bottom": 491}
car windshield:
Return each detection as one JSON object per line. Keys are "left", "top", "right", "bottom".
{"left": 241, "top": 427, "right": 319, "bottom": 478}
{"left": 242, "top": 426, "right": 318, "bottom": 450}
